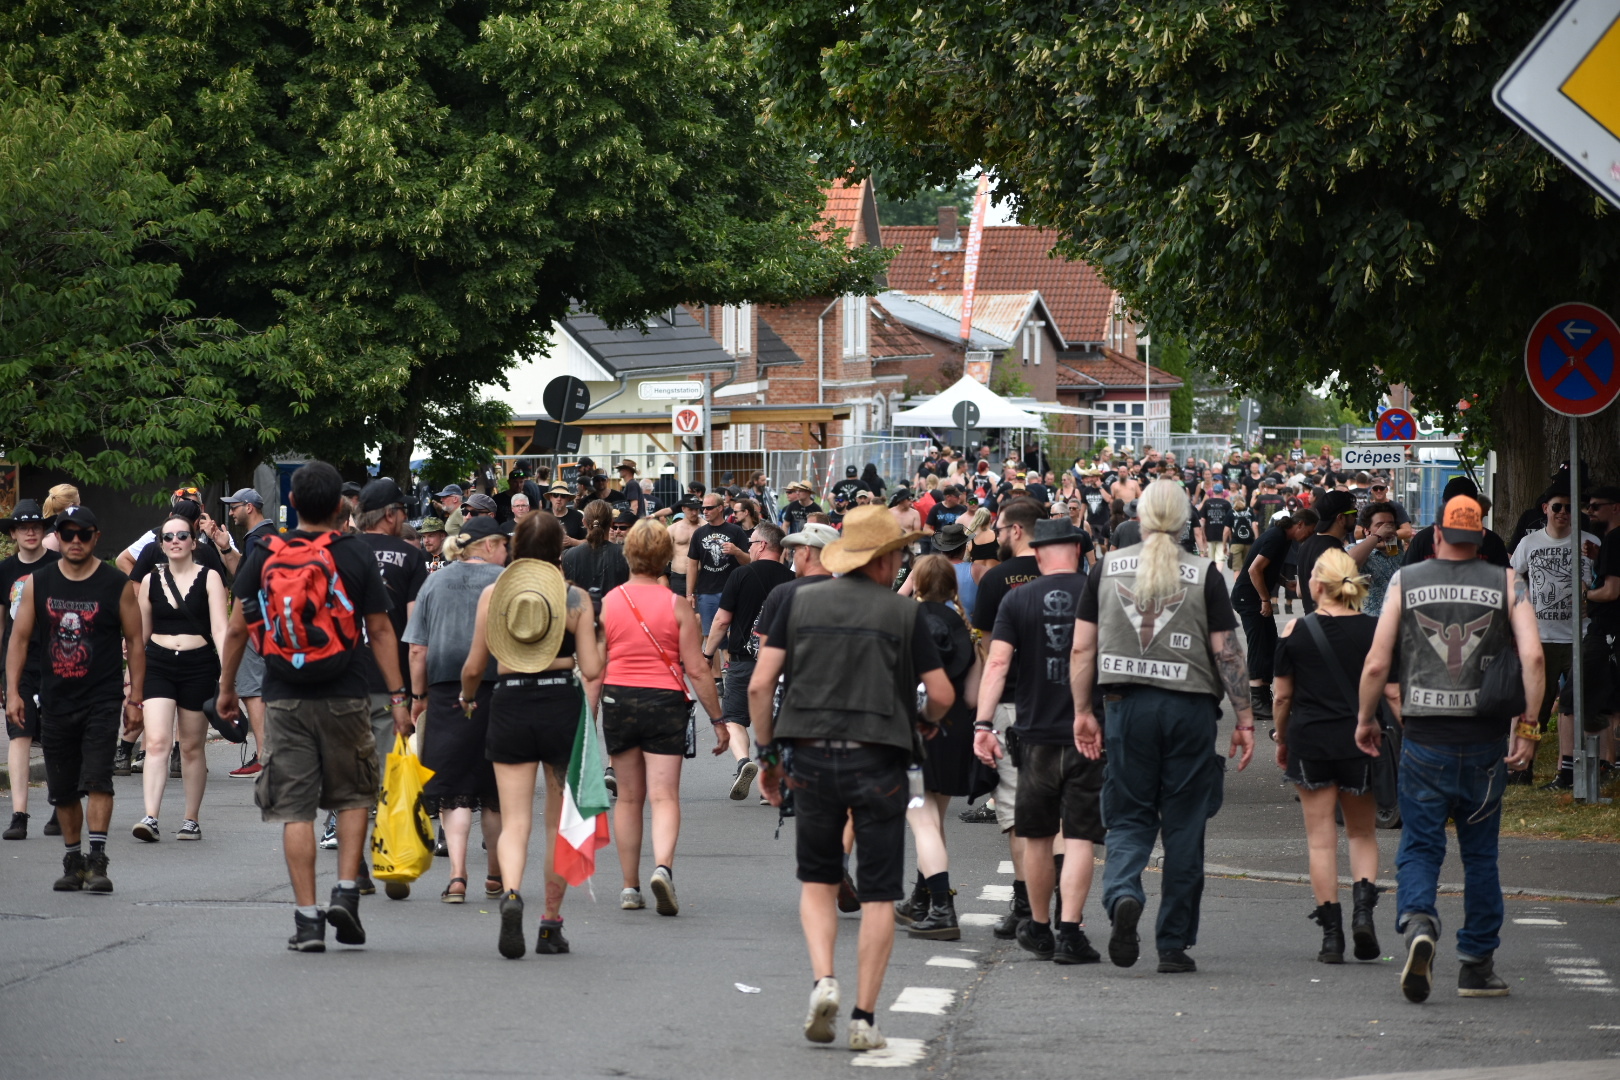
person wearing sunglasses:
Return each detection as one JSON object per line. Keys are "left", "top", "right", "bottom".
{"left": 1295, "top": 490, "right": 1382, "bottom": 616}
{"left": 684, "top": 496, "right": 750, "bottom": 638}
{"left": 6, "top": 506, "right": 146, "bottom": 895}
{"left": 130, "top": 514, "right": 228, "bottom": 842}
{"left": 1512, "top": 490, "right": 1602, "bottom": 789}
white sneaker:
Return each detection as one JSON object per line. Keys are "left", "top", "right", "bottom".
{"left": 620, "top": 887, "right": 645, "bottom": 910}
{"left": 730, "top": 759, "right": 759, "bottom": 801}
{"left": 804, "top": 976, "right": 840, "bottom": 1044}
{"left": 848, "top": 1018, "right": 887, "bottom": 1052}
{"left": 131, "top": 816, "right": 160, "bottom": 843}
{"left": 649, "top": 865, "right": 679, "bottom": 917}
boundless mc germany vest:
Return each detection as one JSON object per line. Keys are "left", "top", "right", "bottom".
{"left": 1095, "top": 544, "right": 1220, "bottom": 698}
{"left": 1397, "top": 557, "right": 1512, "bottom": 718}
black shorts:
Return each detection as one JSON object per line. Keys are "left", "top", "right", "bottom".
{"left": 1285, "top": 755, "right": 1373, "bottom": 795}
{"left": 144, "top": 643, "right": 221, "bottom": 712}
{"left": 1558, "top": 630, "right": 1620, "bottom": 717}
{"left": 721, "top": 659, "right": 754, "bottom": 727}
{"left": 1013, "top": 742, "right": 1105, "bottom": 841}
{"left": 601, "top": 684, "right": 689, "bottom": 757}
{"left": 668, "top": 573, "right": 687, "bottom": 598}
{"left": 790, "top": 742, "right": 908, "bottom": 902}
{"left": 486, "top": 676, "right": 579, "bottom": 767}
{"left": 41, "top": 700, "right": 122, "bottom": 805}
{"left": 1240, "top": 609, "right": 1279, "bottom": 683}
{"left": 5, "top": 681, "right": 40, "bottom": 740}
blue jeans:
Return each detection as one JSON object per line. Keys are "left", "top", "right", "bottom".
{"left": 695, "top": 592, "right": 722, "bottom": 636}
{"left": 1101, "top": 688, "right": 1222, "bottom": 953}
{"left": 1394, "top": 738, "right": 1508, "bottom": 960}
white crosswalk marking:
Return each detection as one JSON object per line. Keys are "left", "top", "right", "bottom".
{"left": 926, "top": 956, "right": 976, "bottom": 969}
{"left": 890, "top": 987, "right": 955, "bottom": 1015}
{"left": 977, "top": 884, "right": 1013, "bottom": 902}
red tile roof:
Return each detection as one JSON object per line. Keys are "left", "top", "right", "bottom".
{"left": 883, "top": 225, "right": 1116, "bottom": 344}
{"left": 1062, "top": 347, "right": 1182, "bottom": 391}
{"left": 869, "top": 300, "right": 935, "bottom": 361}
{"left": 821, "top": 179, "right": 869, "bottom": 249}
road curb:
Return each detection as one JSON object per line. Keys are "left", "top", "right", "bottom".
{"left": 1204, "top": 862, "right": 1620, "bottom": 904}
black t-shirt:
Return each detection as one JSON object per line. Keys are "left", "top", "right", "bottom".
{"left": 1077, "top": 558, "right": 1238, "bottom": 633}
{"left": 1401, "top": 524, "right": 1512, "bottom": 569}
{"left": 1, "top": 550, "right": 61, "bottom": 687}
{"left": 688, "top": 523, "right": 750, "bottom": 596}
{"left": 1201, "top": 498, "right": 1233, "bottom": 541}
{"left": 621, "top": 479, "right": 646, "bottom": 517}
{"left": 831, "top": 479, "right": 866, "bottom": 504}
{"left": 1275, "top": 613, "right": 1380, "bottom": 759}
{"left": 561, "top": 541, "right": 630, "bottom": 608}
{"left": 550, "top": 507, "right": 586, "bottom": 541}
{"left": 1231, "top": 525, "right": 1293, "bottom": 613}
{"left": 927, "top": 501, "right": 964, "bottom": 532}
{"left": 233, "top": 530, "right": 392, "bottom": 701}
{"left": 1025, "top": 482, "right": 1050, "bottom": 506}
{"left": 756, "top": 574, "right": 831, "bottom": 648}
{"left": 972, "top": 554, "right": 1040, "bottom": 705}
{"left": 763, "top": 581, "right": 943, "bottom": 676}
{"left": 718, "top": 559, "right": 794, "bottom": 657}
{"left": 1251, "top": 492, "right": 1285, "bottom": 527}
{"left": 32, "top": 560, "right": 130, "bottom": 710}
{"left": 1589, "top": 530, "right": 1620, "bottom": 632}
{"left": 781, "top": 501, "right": 819, "bottom": 537}
{"left": 1295, "top": 533, "right": 1346, "bottom": 615}
{"left": 131, "top": 527, "right": 229, "bottom": 583}
{"left": 991, "top": 572, "right": 1087, "bottom": 745}
{"left": 354, "top": 533, "right": 429, "bottom": 693}
{"left": 1082, "top": 488, "right": 1110, "bottom": 528}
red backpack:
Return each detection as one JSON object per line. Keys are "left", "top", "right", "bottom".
{"left": 251, "top": 531, "right": 360, "bottom": 682}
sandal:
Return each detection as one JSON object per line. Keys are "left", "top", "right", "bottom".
{"left": 441, "top": 877, "right": 468, "bottom": 904}
{"left": 484, "top": 877, "right": 503, "bottom": 900}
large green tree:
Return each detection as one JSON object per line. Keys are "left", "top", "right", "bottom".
{"left": 4, "top": 0, "right": 887, "bottom": 484}
{"left": 0, "top": 79, "right": 286, "bottom": 486}
{"left": 739, "top": 1, "right": 1620, "bottom": 516}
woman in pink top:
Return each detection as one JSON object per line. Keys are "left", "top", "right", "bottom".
{"left": 598, "top": 519, "right": 724, "bottom": 916}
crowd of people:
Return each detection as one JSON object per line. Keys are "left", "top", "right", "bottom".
{"left": 2, "top": 437, "right": 1614, "bottom": 1052}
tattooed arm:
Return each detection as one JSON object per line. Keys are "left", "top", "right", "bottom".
{"left": 1508, "top": 567, "right": 1546, "bottom": 768}
{"left": 1210, "top": 629, "right": 1254, "bottom": 770}
{"left": 1357, "top": 570, "right": 1402, "bottom": 755}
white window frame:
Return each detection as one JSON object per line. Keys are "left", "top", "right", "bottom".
{"left": 842, "top": 295, "right": 868, "bottom": 358}
{"left": 720, "top": 303, "right": 752, "bottom": 357}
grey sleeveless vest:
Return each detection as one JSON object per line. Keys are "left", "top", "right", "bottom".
{"left": 1397, "top": 558, "right": 1512, "bottom": 717}
{"left": 1095, "top": 543, "right": 1220, "bottom": 698}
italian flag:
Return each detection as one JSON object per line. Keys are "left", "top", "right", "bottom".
{"left": 554, "top": 695, "right": 611, "bottom": 887}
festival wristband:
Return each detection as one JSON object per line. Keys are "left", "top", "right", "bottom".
{"left": 1514, "top": 724, "right": 1541, "bottom": 742}
{"left": 754, "top": 740, "right": 781, "bottom": 768}
{"left": 1233, "top": 725, "right": 1255, "bottom": 731}
{"left": 973, "top": 721, "right": 995, "bottom": 733}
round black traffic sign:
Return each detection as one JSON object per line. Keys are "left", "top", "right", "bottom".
{"left": 543, "top": 376, "right": 591, "bottom": 423}
{"left": 951, "top": 400, "right": 981, "bottom": 430}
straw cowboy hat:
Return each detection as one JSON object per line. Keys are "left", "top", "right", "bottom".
{"left": 820, "top": 506, "right": 925, "bottom": 575}
{"left": 486, "top": 559, "right": 569, "bottom": 671}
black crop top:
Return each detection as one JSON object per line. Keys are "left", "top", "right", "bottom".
{"left": 558, "top": 629, "right": 576, "bottom": 659}
{"left": 148, "top": 567, "right": 212, "bottom": 638}
{"left": 970, "top": 539, "right": 1000, "bottom": 562}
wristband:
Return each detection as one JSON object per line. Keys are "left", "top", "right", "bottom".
{"left": 754, "top": 740, "right": 781, "bottom": 768}
{"left": 390, "top": 694, "right": 408, "bottom": 707}
{"left": 702, "top": 651, "right": 714, "bottom": 661}
{"left": 1513, "top": 724, "right": 1542, "bottom": 742}
{"left": 973, "top": 721, "right": 995, "bottom": 733}
{"left": 1233, "top": 725, "right": 1255, "bottom": 731}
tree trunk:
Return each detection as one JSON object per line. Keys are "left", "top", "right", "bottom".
{"left": 1491, "top": 377, "right": 1549, "bottom": 530}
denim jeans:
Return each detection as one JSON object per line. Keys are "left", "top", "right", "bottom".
{"left": 695, "top": 592, "right": 722, "bottom": 636}
{"left": 1101, "top": 688, "right": 1222, "bottom": 953}
{"left": 1394, "top": 737, "right": 1508, "bottom": 960}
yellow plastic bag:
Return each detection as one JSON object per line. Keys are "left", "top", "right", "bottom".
{"left": 371, "top": 733, "right": 436, "bottom": 883}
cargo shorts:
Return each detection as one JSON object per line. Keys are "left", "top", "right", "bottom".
{"left": 256, "top": 697, "right": 378, "bottom": 823}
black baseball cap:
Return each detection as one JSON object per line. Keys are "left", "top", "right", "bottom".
{"left": 340, "top": 481, "right": 363, "bottom": 498}
{"left": 846, "top": 465, "right": 858, "bottom": 477}
{"left": 358, "top": 477, "right": 406, "bottom": 513}
{"left": 455, "top": 516, "right": 510, "bottom": 542}
{"left": 55, "top": 505, "right": 98, "bottom": 531}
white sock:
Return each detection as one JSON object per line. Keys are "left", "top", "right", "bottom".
{"left": 296, "top": 905, "right": 320, "bottom": 919}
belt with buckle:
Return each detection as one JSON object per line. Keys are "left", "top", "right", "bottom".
{"left": 497, "top": 675, "right": 572, "bottom": 689}
{"left": 798, "top": 738, "right": 872, "bottom": 749}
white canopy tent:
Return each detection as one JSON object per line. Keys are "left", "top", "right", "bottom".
{"left": 891, "top": 375, "right": 1045, "bottom": 429}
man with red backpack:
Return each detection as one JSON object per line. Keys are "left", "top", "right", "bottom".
{"left": 217, "top": 462, "right": 410, "bottom": 953}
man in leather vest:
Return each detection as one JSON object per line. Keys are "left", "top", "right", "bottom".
{"left": 1070, "top": 479, "right": 1255, "bottom": 975}
{"left": 748, "top": 506, "right": 954, "bottom": 1054}
{"left": 1356, "top": 495, "right": 1543, "bottom": 1004}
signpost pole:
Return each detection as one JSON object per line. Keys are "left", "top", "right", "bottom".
{"left": 703, "top": 373, "right": 713, "bottom": 490}
{"left": 1569, "top": 415, "right": 1602, "bottom": 802}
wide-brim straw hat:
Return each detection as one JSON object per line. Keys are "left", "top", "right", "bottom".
{"left": 486, "top": 559, "right": 569, "bottom": 671}
{"left": 821, "top": 505, "right": 925, "bottom": 575}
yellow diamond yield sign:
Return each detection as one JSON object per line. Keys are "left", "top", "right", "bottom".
{"left": 1496, "top": 0, "right": 1620, "bottom": 209}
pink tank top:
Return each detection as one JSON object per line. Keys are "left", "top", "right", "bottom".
{"left": 601, "top": 583, "right": 686, "bottom": 692}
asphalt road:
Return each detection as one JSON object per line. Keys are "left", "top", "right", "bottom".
{"left": 3, "top": 723, "right": 1619, "bottom": 1080}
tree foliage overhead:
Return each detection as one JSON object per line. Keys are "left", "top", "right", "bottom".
{"left": 738, "top": 1, "right": 1620, "bottom": 449}
{"left": 3, "top": 0, "right": 889, "bottom": 481}
{"left": 0, "top": 80, "right": 287, "bottom": 486}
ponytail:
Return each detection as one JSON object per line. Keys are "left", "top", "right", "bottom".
{"left": 1134, "top": 479, "right": 1190, "bottom": 605}
{"left": 582, "top": 501, "right": 611, "bottom": 550}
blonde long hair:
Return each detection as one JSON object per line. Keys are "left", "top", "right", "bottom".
{"left": 1312, "top": 547, "right": 1369, "bottom": 610}
{"left": 1135, "top": 478, "right": 1190, "bottom": 606}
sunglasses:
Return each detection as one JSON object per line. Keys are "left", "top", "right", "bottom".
{"left": 1591, "top": 502, "right": 1615, "bottom": 511}
{"left": 610, "top": 524, "right": 630, "bottom": 531}
{"left": 58, "top": 526, "right": 96, "bottom": 542}
{"left": 161, "top": 531, "right": 192, "bottom": 542}
{"left": 1549, "top": 503, "right": 1571, "bottom": 513}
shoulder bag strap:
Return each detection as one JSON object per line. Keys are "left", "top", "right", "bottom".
{"left": 614, "top": 585, "right": 693, "bottom": 702}
{"left": 1299, "top": 613, "right": 1357, "bottom": 711}
{"left": 160, "top": 563, "right": 214, "bottom": 644}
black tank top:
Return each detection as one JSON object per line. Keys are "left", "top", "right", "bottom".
{"left": 148, "top": 566, "right": 212, "bottom": 637}
{"left": 970, "top": 539, "right": 999, "bottom": 562}
{"left": 33, "top": 561, "right": 130, "bottom": 709}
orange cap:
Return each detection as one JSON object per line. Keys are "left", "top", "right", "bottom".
{"left": 1439, "top": 495, "right": 1484, "bottom": 546}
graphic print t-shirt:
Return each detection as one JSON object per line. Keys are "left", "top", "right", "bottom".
{"left": 0, "top": 550, "right": 60, "bottom": 687}
{"left": 991, "top": 572, "right": 1088, "bottom": 745}
{"left": 689, "top": 523, "right": 750, "bottom": 596}
{"left": 33, "top": 560, "right": 129, "bottom": 711}
{"left": 1510, "top": 528, "right": 1599, "bottom": 644}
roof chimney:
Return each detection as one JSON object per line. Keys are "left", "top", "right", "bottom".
{"left": 937, "top": 206, "right": 959, "bottom": 245}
